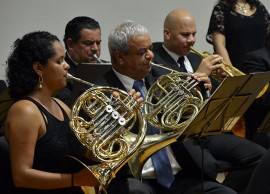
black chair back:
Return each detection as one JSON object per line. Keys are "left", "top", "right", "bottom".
{"left": 0, "top": 136, "right": 14, "bottom": 193}
{"left": 0, "top": 80, "right": 6, "bottom": 95}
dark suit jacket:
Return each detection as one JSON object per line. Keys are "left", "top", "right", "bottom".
{"left": 242, "top": 47, "right": 270, "bottom": 143}
{"left": 152, "top": 42, "right": 201, "bottom": 72}
{"left": 243, "top": 47, "right": 270, "bottom": 74}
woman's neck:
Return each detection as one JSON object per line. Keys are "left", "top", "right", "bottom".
{"left": 235, "top": 0, "right": 248, "bottom": 14}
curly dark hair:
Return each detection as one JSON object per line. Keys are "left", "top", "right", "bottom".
{"left": 63, "top": 16, "right": 100, "bottom": 50}
{"left": 220, "top": 0, "right": 259, "bottom": 10}
{"left": 6, "top": 31, "right": 59, "bottom": 98}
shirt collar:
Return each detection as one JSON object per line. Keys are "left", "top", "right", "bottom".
{"left": 66, "top": 52, "right": 79, "bottom": 66}
{"left": 162, "top": 44, "right": 194, "bottom": 73}
{"left": 113, "top": 68, "right": 145, "bottom": 92}
{"left": 162, "top": 44, "right": 184, "bottom": 63}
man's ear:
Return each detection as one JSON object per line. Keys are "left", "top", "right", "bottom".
{"left": 164, "top": 29, "right": 170, "bottom": 40}
{"left": 114, "top": 51, "right": 125, "bottom": 65}
{"left": 32, "top": 62, "right": 43, "bottom": 76}
{"left": 66, "top": 38, "right": 74, "bottom": 51}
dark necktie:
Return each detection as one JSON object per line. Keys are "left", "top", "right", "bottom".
{"left": 133, "top": 80, "right": 175, "bottom": 188}
{"left": 133, "top": 80, "right": 146, "bottom": 98}
{"left": 177, "top": 56, "right": 187, "bottom": 72}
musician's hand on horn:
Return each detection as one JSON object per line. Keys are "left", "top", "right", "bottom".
{"left": 129, "top": 89, "right": 144, "bottom": 107}
{"left": 192, "top": 72, "right": 212, "bottom": 92}
{"left": 197, "top": 54, "right": 224, "bottom": 76}
{"left": 112, "top": 89, "right": 144, "bottom": 108}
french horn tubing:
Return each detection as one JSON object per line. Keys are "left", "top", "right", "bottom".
{"left": 128, "top": 62, "right": 205, "bottom": 179}
{"left": 189, "top": 46, "right": 268, "bottom": 98}
{"left": 66, "top": 73, "right": 147, "bottom": 193}
{"left": 145, "top": 63, "right": 204, "bottom": 131}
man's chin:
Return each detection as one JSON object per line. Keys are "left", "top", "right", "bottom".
{"left": 183, "top": 49, "right": 191, "bottom": 56}
{"left": 143, "top": 69, "right": 151, "bottom": 77}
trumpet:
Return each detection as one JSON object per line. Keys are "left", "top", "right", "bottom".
{"left": 190, "top": 46, "right": 268, "bottom": 98}
{"left": 66, "top": 73, "right": 147, "bottom": 193}
{"left": 190, "top": 46, "right": 244, "bottom": 78}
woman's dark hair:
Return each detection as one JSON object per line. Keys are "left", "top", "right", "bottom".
{"left": 6, "top": 31, "right": 59, "bottom": 98}
{"left": 220, "top": 0, "right": 259, "bottom": 10}
{"left": 63, "top": 16, "right": 100, "bottom": 50}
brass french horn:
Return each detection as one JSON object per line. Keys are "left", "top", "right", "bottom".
{"left": 66, "top": 73, "right": 147, "bottom": 193}
{"left": 128, "top": 63, "right": 205, "bottom": 179}
{"left": 144, "top": 69, "right": 204, "bottom": 131}
{"left": 68, "top": 63, "right": 205, "bottom": 183}
{"left": 68, "top": 50, "right": 208, "bottom": 184}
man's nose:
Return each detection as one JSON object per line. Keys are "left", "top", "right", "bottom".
{"left": 145, "top": 49, "right": 154, "bottom": 60}
{"left": 91, "top": 42, "right": 99, "bottom": 51}
{"left": 187, "top": 35, "right": 195, "bottom": 43}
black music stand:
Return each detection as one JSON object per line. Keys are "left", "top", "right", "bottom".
{"left": 179, "top": 71, "right": 270, "bottom": 141}
{"left": 258, "top": 109, "right": 270, "bottom": 133}
{"left": 69, "top": 63, "right": 111, "bottom": 107}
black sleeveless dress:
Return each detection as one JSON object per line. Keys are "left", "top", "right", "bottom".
{"left": 10, "top": 97, "right": 85, "bottom": 194}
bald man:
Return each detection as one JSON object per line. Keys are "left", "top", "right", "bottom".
{"left": 153, "top": 8, "right": 223, "bottom": 76}
{"left": 152, "top": 8, "right": 266, "bottom": 194}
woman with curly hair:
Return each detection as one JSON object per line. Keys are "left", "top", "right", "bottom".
{"left": 206, "top": 0, "right": 270, "bottom": 71}
{"left": 3, "top": 31, "right": 101, "bottom": 194}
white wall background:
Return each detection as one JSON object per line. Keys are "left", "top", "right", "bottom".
{"left": 0, "top": 0, "right": 269, "bottom": 81}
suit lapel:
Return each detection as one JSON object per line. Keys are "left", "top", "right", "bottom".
{"left": 153, "top": 42, "right": 178, "bottom": 69}
{"left": 153, "top": 42, "right": 202, "bottom": 72}
{"left": 103, "top": 69, "right": 127, "bottom": 91}
{"left": 65, "top": 53, "right": 77, "bottom": 76}
{"left": 187, "top": 52, "right": 201, "bottom": 72}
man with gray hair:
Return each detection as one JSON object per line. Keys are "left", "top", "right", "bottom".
{"left": 92, "top": 20, "right": 237, "bottom": 194}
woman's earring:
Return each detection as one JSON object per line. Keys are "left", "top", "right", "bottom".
{"left": 39, "top": 75, "right": 43, "bottom": 89}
